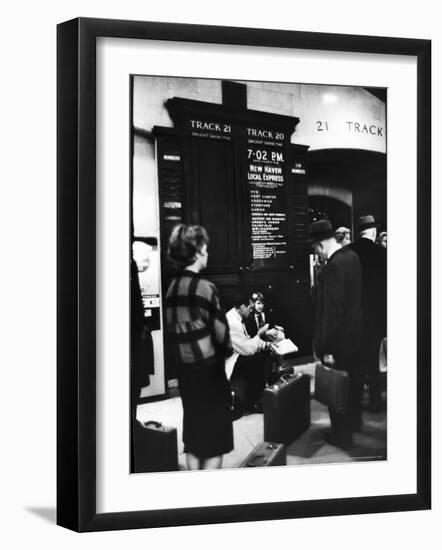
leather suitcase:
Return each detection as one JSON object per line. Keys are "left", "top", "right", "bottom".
{"left": 263, "top": 372, "right": 311, "bottom": 444}
{"left": 240, "top": 441, "right": 286, "bottom": 468}
{"left": 132, "top": 420, "right": 178, "bottom": 473}
{"left": 314, "top": 363, "right": 349, "bottom": 413}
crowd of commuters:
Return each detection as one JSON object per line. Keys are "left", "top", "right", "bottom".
{"left": 138, "top": 214, "right": 387, "bottom": 470}
{"left": 309, "top": 215, "right": 387, "bottom": 446}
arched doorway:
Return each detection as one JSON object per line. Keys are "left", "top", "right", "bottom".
{"left": 307, "top": 148, "right": 387, "bottom": 234}
{"left": 308, "top": 196, "right": 352, "bottom": 232}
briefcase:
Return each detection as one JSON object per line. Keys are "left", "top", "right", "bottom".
{"left": 132, "top": 419, "right": 178, "bottom": 473}
{"left": 314, "top": 363, "right": 349, "bottom": 414}
{"left": 240, "top": 441, "right": 286, "bottom": 468}
{"left": 263, "top": 372, "right": 311, "bottom": 445}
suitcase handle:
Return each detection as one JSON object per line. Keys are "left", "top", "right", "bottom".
{"left": 280, "top": 372, "right": 301, "bottom": 384}
{"left": 142, "top": 420, "right": 164, "bottom": 430}
{"left": 246, "top": 444, "right": 280, "bottom": 466}
{"left": 247, "top": 453, "right": 266, "bottom": 467}
{"left": 276, "top": 366, "right": 294, "bottom": 377}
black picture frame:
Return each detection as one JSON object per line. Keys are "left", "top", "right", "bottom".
{"left": 57, "top": 17, "right": 431, "bottom": 532}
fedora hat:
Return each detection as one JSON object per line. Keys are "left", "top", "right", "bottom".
{"left": 358, "top": 215, "right": 380, "bottom": 231}
{"left": 307, "top": 219, "right": 335, "bottom": 243}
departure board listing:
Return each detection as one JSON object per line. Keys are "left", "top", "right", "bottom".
{"left": 247, "top": 142, "right": 288, "bottom": 265}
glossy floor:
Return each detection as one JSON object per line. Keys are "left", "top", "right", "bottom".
{"left": 136, "top": 364, "right": 387, "bottom": 470}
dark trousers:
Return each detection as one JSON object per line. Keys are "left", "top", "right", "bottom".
{"left": 329, "top": 362, "right": 365, "bottom": 438}
{"left": 361, "top": 335, "right": 383, "bottom": 408}
{"left": 230, "top": 352, "right": 271, "bottom": 410}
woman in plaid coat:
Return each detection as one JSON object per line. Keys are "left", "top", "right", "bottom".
{"left": 165, "top": 225, "right": 233, "bottom": 470}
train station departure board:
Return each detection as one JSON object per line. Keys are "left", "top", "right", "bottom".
{"left": 246, "top": 140, "right": 288, "bottom": 268}
{"left": 153, "top": 81, "right": 313, "bottom": 360}
{"left": 157, "top": 92, "right": 310, "bottom": 268}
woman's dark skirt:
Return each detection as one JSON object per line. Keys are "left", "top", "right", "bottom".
{"left": 178, "top": 358, "right": 233, "bottom": 459}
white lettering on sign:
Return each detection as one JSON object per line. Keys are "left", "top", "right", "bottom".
{"left": 163, "top": 201, "right": 182, "bottom": 209}
{"left": 264, "top": 166, "right": 282, "bottom": 174}
{"left": 163, "top": 154, "right": 181, "bottom": 161}
{"left": 346, "top": 121, "right": 383, "bottom": 136}
{"left": 247, "top": 128, "right": 285, "bottom": 140}
{"left": 190, "top": 120, "right": 231, "bottom": 133}
{"left": 263, "top": 174, "right": 283, "bottom": 182}
{"left": 247, "top": 149, "right": 284, "bottom": 163}
{"left": 314, "top": 121, "right": 384, "bottom": 137}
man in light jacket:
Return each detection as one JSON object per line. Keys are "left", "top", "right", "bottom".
{"left": 226, "top": 294, "right": 271, "bottom": 414}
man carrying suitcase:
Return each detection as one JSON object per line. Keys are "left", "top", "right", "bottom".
{"left": 308, "top": 219, "right": 363, "bottom": 448}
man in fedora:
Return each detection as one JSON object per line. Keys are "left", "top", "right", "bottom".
{"left": 349, "top": 215, "right": 387, "bottom": 412}
{"left": 309, "top": 219, "right": 363, "bottom": 447}
{"left": 335, "top": 226, "right": 352, "bottom": 247}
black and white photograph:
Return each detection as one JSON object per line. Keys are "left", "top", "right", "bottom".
{"left": 130, "top": 75, "right": 388, "bottom": 473}
{"left": 0, "top": 0, "right": 437, "bottom": 543}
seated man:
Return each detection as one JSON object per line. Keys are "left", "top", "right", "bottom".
{"left": 226, "top": 294, "right": 272, "bottom": 414}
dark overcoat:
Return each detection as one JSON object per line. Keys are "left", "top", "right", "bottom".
{"left": 131, "top": 259, "right": 153, "bottom": 406}
{"left": 245, "top": 309, "right": 275, "bottom": 338}
{"left": 314, "top": 247, "right": 362, "bottom": 371}
{"left": 349, "top": 237, "right": 387, "bottom": 340}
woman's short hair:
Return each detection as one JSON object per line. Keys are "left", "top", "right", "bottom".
{"left": 167, "top": 224, "right": 209, "bottom": 268}
{"left": 250, "top": 291, "right": 264, "bottom": 303}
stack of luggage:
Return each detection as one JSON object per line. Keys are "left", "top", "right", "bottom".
{"left": 240, "top": 370, "right": 311, "bottom": 469}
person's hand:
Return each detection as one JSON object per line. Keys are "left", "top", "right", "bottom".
{"left": 323, "top": 354, "right": 335, "bottom": 367}
{"left": 265, "top": 328, "right": 279, "bottom": 342}
{"left": 274, "top": 325, "right": 284, "bottom": 332}
{"left": 257, "top": 323, "right": 270, "bottom": 338}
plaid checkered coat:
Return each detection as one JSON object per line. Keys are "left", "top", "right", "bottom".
{"left": 165, "top": 270, "right": 232, "bottom": 368}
